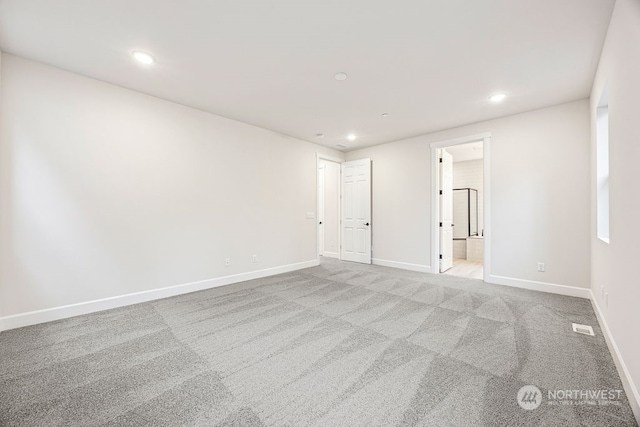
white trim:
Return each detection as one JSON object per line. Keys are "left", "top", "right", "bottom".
{"left": 316, "top": 153, "right": 344, "bottom": 164}
{"left": 316, "top": 154, "right": 321, "bottom": 261}
{"left": 430, "top": 132, "right": 492, "bottom": 148}
{"left": 372, "top": 258, "right": 433, "bottom": 273}
{"left": 431, "top": 134, "right": 491, "bottom": 277}
{"left": 483, "top": 137, "right": 491, "bottom": 281}
{"left": 486, "top": 274, "right": 591, "bottom": 299}
{"left": 589, "top": 290, "right": 640, "bottom": 423}
{"left": 0, "top": 260, "right": 319, "bottom": 332}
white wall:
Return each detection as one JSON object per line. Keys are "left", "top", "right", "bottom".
{"left": 590, "top": 0, "right": 640, "bottom": 418}
{"left": 346, "top": 100, "right": 590, "bottom": 290}
{"left": 318, "top": 159, "right": 340, "bottom": 258}
{"left": 0, "top": 54, "right": 343, "bottom": 324}
{"left": 348, "top": 137, "right": 431, "bottom": 269}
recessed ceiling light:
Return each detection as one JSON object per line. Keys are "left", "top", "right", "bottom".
{"left": 316, "top": 133, "right": 324, "bottom": 138}
{"left": 334, "top": 72, "right": 348, "bottom": 81}
{"left": 347, "top": 134, "right": 357, "bottom": 141}
{"left": 336, "top": 144, "right": 348, "bottom": 149}
{"left": 132, "top": 50, "right": 156, "bottom": 65}
{"left": 489, "top": 93, "right": 507, "bottom": 103}
{"left": 381, "top": 113, "right": 389, "bottom": 118}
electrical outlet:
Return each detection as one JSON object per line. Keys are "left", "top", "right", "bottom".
{"left": 604, "top": 292, "right": 609, "bottom": 307}
{"left": 601, "top": 286, "right": 605, "bottom": 299}
{"left": 252, "top": 255, "right": 257, "bottom": 263}
{"left": 224, "top": 258, "right": 231, "bottom": 266}
{"left": 537, "top": 262, "right": 545, "bottom": 272}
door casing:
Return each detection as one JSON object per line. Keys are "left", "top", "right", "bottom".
{"left": 430, "top": 133, "right": 491, "bottom": 281}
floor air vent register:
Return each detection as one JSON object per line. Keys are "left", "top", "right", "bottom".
{"left": 572, "top": 323, "right": 595, "bottom": 336}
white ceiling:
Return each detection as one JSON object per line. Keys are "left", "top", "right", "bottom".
{"left": 0, "top": 0, "right": 614, "bottom": 151}
{"left": 446, "top": 142, "right": 484, "bottom": 163}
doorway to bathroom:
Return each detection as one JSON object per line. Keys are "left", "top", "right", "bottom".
{"left": 431, "top": 134, "right": 490, "bottom": 281}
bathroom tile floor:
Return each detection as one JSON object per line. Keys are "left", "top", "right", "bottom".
{"left": 443, "top": 259, "right": 484, "bottom": 280}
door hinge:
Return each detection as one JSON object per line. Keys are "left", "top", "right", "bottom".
{"left": 439, "top": 158, "right": 443, "bottom": 163}
{"left": 439, "top": 222, "right": 442, "bottom": 227}
{"left": 439, "top": 190, "right": 443, "bottom": 195}
{"left": 439, "top": 254, "right": 443, "bottom": 259}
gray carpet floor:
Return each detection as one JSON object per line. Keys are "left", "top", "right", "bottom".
{"left": 0, "top": 258, "right": 637, "bottom": 426}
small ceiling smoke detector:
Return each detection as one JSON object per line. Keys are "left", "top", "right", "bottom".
{"left": 336, "top": 144, "right": 348, "bottom": 149}
{"left": 489, "top": 93, "right": 507, "bottom": 103}
{"left": 316, "top": 133, "right": 324, "bottom": 138}
{"left": 334, "top": 72, "right": 348, "bottom": 81}
{"left": 347, "top": 134, "right": 357, "bottom": 141}
{"left": 132, "top": 50, "right": 156, "bottom": 65}
{"left": 381, "top": 113, "right": 389, "bottom": 118}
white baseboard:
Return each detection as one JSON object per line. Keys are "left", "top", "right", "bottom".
{"left": 589, "top": 291, "right": 640, "bottom": 424}
{"left": 372, "top": 258, "right": 433, "bottom": 273}
{"left": 321, "top": 252, "right": 339, "bottom": 259}
{"left": 0, "top": 260, "right": 319, "bottom": 332}
{"left": 486, "top": 274, "right": 591, "bottom": 299}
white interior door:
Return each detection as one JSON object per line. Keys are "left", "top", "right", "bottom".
{"left": 439, "top": 150, "right": 453, "bottom": 272}
{"left": 318, "top": 164, "right": 325, "bottom": 255}
{"left": 341, "top": 159, "right": 371, "bottom": 264}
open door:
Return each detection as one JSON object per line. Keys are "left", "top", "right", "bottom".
{"left": 439, "top": 150, "right": 453, "bottom": 272}
{"left": 341, "top": 159, "right": 371, "bottom": 264}
{"left": 318, "top": 163, "right": 326, "bottom": 256}
{"left": 317, "top": 158, "right": 341, "bottom": 258}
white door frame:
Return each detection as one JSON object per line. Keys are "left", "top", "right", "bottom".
{"left": 316, "top": 153, "right": 343, "bottom": 261}
{"left": 430, "top": 133, "right": 491, "bottom": 281}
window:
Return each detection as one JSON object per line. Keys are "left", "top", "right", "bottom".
{"left": 596, "top": 88, "right": 609, "bottom": 243}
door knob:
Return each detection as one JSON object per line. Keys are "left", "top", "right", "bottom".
{"left": 364, "top": 222, "right": 370, "bottom": 226}
{"left": 319, "top": 221, "right": 323, "bottom": 225}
